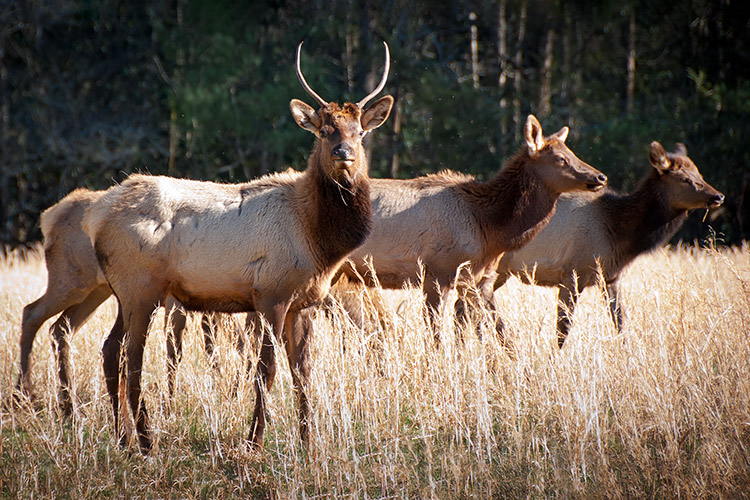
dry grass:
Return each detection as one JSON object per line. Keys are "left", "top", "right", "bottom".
{"left": 1, "top": 243, "right": 749, "bottom": 499}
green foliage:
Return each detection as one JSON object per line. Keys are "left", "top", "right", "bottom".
{"left": 398, "top": 71, "right": 503, "bottom": 178}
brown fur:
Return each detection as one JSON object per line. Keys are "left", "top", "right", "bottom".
{"left": 84, "top": 72, "right": 393, "bottom": 451}
{"left": 490, "top": 141, "right": 724, "bottom": 347}
{"left": 459, "top": 147, "right": 559, "bottom": 257}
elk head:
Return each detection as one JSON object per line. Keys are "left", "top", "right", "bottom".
{"left": 525, "top": 114, "right": 608, "bottom": 193}
{"left": 290, "top": 42, "right": 394, "bottom": 187}
{"left": 649, "top": 141, "right": 724, "bottom": 209}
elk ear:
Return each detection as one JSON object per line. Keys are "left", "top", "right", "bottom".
{"left": 525, "top": 115, "right": 545, "bottom": 156}
{"left": 549, "top": 126, "right": 569, "bottom": 144}
{"left": 674, "top": 142, "right": 688, "bottom": 156}
{"left": 361, "top": 95, "right": 394, "bottom": 132}
{"left": 649, "top": 141, "right": 671, "bottom": 173}
{"left": 290, "top": 99, "right": 322, "bottom": 134}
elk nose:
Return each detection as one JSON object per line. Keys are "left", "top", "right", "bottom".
{"left": 586, "top": 172, "right": 608, "bottom": 191}
{"left": 332, "top": 144, "right": 355, "bottom": 161}
{"left": 711, "top": 193, "right": 725, "bottom": 206}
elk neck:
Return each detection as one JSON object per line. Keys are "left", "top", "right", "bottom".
{"left": 600, "top": 170, "right": 688, "bottom": 260}
{"left": 299, "top": 143, "right": 372, "bottom": 269}
{"left": 460, "top": 149, "right": 558, "bottom": 255}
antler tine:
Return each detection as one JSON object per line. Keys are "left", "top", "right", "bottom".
{"left": 296, "top": 42, "right": 328, "bottom": 108}
{"left": 357, "top": 41, "right": 390, "bottom": 108}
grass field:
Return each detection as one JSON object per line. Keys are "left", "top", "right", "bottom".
{"left": 1, "top": 243, "right": 749, "bottom": 499}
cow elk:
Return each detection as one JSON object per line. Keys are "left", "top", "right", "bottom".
{"left": 334, "top": 115, "right": 607, "bottom": 329}
{"left": 83, "top": 42, "right": 393, "bottom": 452}
{"left": 489, "top": 141, "right": 724, "bottom": 347}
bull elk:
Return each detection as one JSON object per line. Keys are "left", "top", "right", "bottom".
{"left": 334, "top": 115, "right": 607, "bottom": 325}
{"left": 15, "top": 188, "right": 190, "bottom": 413}
{"left": 83, "top": 42, "right": 393, "bottom": 452}
{"left": 488, "top": 141, "right": 724, "bottom": 347}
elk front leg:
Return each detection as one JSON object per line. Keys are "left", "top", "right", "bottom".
{"left": 201, "top": 312, "right": 219, "bottom": 360}
{"left": 556, "top": 278, "right": 579, "bottom": 348}
{"left": 249, "top": 301, "right": 288, "bottom": 449}
{"left": 454, "top": 270, "right": 499, "bottom": 340}
{"left": 606, "top": 280, "right": 623, "bottom": 332}
{"left": 489, "top": 273, "right": 511, "bottom": 345}
{"left": 424, "top": 276, "right": 449, "bottom": 343}
{"left": 284, "top": 308, "right": 313, "bottom": 444}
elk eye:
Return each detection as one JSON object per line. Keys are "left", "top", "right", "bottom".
{"left": 555, "top": 156, "right": 568, "bottom": 166}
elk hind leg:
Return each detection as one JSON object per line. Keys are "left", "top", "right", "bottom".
{"left": 50, "top": 285, "right": 111, "bottom": 416}
{"left": 241, "top": 312, "right": 261, "bottom": 376}
{"left": 122, "top": 295, "right": 160, "bottom": 453}
{"left": 164, "top": 297, "right": 187, "bottom": 399}
{"left": 17, "top": 291, "right": 75, "bottom": 398}
{"left": 102, "top": 304, "right": 127, "bottom": 446}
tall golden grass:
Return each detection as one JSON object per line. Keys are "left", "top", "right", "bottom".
{"left": 1, "top": 243, "right": 749, "bottom": 499}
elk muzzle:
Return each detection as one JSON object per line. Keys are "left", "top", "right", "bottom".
{"left": 708, "top": 192, "right": 724, "bottom": 208}
{"left": 330, "top": 143, "right": 360, "bottom": 185}
{"left": 586, "top": 173, "right": 608, "bottom": 191}
{"left": 332, "top": 143, "right": 356, "bottom": 163}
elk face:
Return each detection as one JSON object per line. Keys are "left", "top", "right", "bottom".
{"left": 289, "top": 41, "right": 394, "bottom": 187}
{"left": 525, "top": 114, "right": 608, "bottom": 193}
{"left": 649, "top": 141, "right": 724, "bottom": 210}
{"left": 290, "top": 98, "right": 393, "bottom": 186}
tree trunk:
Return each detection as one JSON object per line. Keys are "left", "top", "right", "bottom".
{"left": 388, "top": 86, "right": 402, "bottom": 178}
{"left": 561, "top": 2, "right": 572, "bottom": 123}
{"left": 470, "top": 11, "right": 479, "bottom": 90}
{"left": 497, "top": 0, "right": 508, "bottom": 137}
{"left": 0, "top": 20, "right": 8, "bottom": 248}
{"left": 513, "top": 0, "right": 528, "bottom": 141}
{"left": 569, "top": 6, "right": 584, "bottom": 132}
{"left": 168, "top": 0, "right": 184, "bottom": 177}
{"left": 345, "top": 0, "right": 355, "bottom": 95}
{"left": 625, "top": 8, "right": 636, "bottom": 115}
{"left": 538, "top": 29, "right": 555, "bottom": 118}
{"left": 358, "top": 0, "right": 375, "bottom": 163}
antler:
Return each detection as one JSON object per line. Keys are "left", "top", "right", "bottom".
{"left": 296, "top": 42, "right": 328, "bottom": 107}
{"left": 357, "top": 41, "right": 390, "bottom": 109}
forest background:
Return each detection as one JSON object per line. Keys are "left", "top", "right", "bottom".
{"left": 2, "top": 0, "right": 748, "bottom": 250}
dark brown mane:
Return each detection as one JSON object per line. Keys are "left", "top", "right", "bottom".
{"left": 290, "top": 102, "right": 374, "bottom": 270}
{"left": 301, "top": 161, "right": 372, "bottom": 269}
{"left": 599, "top": 169, "right": 688, "bottom": 260}
{"left": 459, "top": 147, "right": 558, "bottom": 254}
